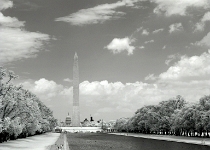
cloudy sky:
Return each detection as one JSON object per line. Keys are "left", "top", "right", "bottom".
{"left": 1, "top": 0, "right": 210, "bottom": 122}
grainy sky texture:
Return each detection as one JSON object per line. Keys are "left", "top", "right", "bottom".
{"left": 1, "top": 0, "right": 210, "bottom": 121}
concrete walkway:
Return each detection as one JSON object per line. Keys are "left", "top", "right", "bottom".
{"left": 64, "top": 134, "right": 70, "bottom": 150}
{"left": 111, "top": 133, "right": 210, "bottom": 146}
{"left": 50, "top": 133, "right": 70, "bottom": 150}
{"left": 0, "top": 132, "right": 60, "bottom": 150}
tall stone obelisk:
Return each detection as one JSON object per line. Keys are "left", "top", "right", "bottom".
{"left": 72, "top": 52, "right": 80, "bottom": 126}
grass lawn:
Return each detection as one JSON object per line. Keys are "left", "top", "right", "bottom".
{"left": 66, "top": 133, "right": 210, "bottom": 150}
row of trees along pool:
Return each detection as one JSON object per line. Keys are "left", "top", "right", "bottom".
{"left": 0, "top": 67, "right": 57, "bottom": 143}
{"left": 114, "top": 95, "right": 210, "bottom": 137}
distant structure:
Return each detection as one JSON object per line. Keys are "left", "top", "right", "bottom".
{"left": 72, "top": 52, "right": 80, "bottom": 126}
{"left": 90, "top": 115, "right": 94, "bottom": 122}
{"left": 60, "top": 53, "right": 103, "bottom": 132}
{"left": 65, "top": 113, "right": 71, "bottom": 126}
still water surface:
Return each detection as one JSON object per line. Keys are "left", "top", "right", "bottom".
{"left": 131, "top": 137, "right": 209, "bottom": 150}
{"left": 67, "top": 133, "right": 210, "bottom": 150}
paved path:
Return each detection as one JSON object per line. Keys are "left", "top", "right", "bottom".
{"left": 64, "top": 134, "right": 70, "bottom": 150}
{"left": 50, "top": 133, "right": 70, "bottom": 150}
{"left": 0, "top": 133, "right": 60, "bottom": 150}
{"left": 111, "top": 133, "right": 210, "bottom": 146}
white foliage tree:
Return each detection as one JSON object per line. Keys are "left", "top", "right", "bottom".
{"left": 0, "top": 67, "right": 57, "bottom": 142}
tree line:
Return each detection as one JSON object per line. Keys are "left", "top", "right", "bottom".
{"left": 114, "top": 95, "right": 210, "bottom": 137}
{"left": 0, "top": 67, "right": 57, "bottom": 143}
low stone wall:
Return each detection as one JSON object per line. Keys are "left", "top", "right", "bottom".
{"left": 61, "top": 127, "right": 102, "bottom": 133}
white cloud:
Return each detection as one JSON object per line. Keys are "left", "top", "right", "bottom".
{"left": 0, "top": 0, "right": 13, "bottom": 11}
{"left": 152, "top": 0, "right": 210, "bottom": 16}
{"left": 0, "top": 27, "right": 50, "bottom": 63}
{"left": 55, "top": 0, "right": 140, "bottom": 26}
{"left": 142, "top": 29, "right": 149, "bottom": 35}
{"left": 82, "top": 80, "right": 125, "bottom": 96}
{"left": 77, "top": 80, "right": 161, "bottom": 112}
{"left": 151, "top": 51, "right": 210, "bottom": 106}
{"left": 136, "top": 27, "right": 143, "bottom": 32}
{"left": 105, "top": 37, "right": 135, "bottom": 55}
{"left": 0, "top": 12, "right": 25, "bottom": 27}
{"left": 55, "top": 0, "right": 210, "bottom": 26}
{"left": 162, "top": 45, "right": 166, "bottom": 49}
{"left": 165, "top": 53, "right": 181, "bottom": 66}
{"left": 130, "top": 26, "right": 143, "bottom": 37}
{"left": 21, "top": 79, "right": 154, "bottom": 116}
{"left": 169, "top": 23, "right": 183, "bottom": 33}
{"left": 34, "top": 78, "right": 63, "bottom": 94}
{"left": 194, "top": 22, "right": 205, "bottom": 32}
{"left": 194, "top": 11, "right": 210, "bottom": 32}
{"left": 0, "top": 0, "right": 51, "bottom": 64}
{"left": 196, "top": 32, "right": 210, "bottom": 47}
{"left": 22, "top": 78, "right": 64, "bottom": 100}
{"left": 152, "top": 28, "right": 164, "bottom": 34}
{"left": 107, "top": 79, "right": 208, "bottom": 117}
{"left": 78, "top": 78, "right": 210, "bottom": 115}
{"left": 65, "top": 52, "right": 210, "bottom": 117}
{"left": 139, "top": 46, "right": 145, "bottom": 49}
{"left": 145, "top": 74, "right": 157, "bottom": 81}
{"left": 63, "top": 78, "right": 72, "bottom": 83}
{"left": 160, "top": 50, "right": 210, "bottom": 80}
{"left": 144, "top": 39, "right": 154, "bottom": 44}
{"left": 201, "top": 11, "right": 210, "bottom": 22}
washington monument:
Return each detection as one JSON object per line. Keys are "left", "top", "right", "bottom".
{"left": 72, "top": 52, "right": 80, "bottom": 126}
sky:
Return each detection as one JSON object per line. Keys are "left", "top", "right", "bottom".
{"left": 1, "top": 0, "right": 210, "bottom": 122}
